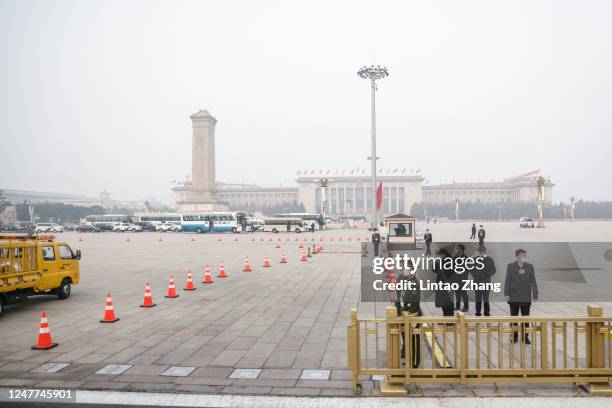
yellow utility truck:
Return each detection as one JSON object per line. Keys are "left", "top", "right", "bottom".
{"left": 0, "top": 234, "right": 80, "bottom": 318}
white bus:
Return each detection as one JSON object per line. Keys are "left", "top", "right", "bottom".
{"left": 181, "top": 212, "right": 240, "bottom": 233}
{"left": 83, "top": 214, "right": 133, "bottom": 230}
{"left": 274, "top": 213, "right": 324, "bottom": 231}
{"left": 133, "top": 213, "right": 182, "bottom": 231}
{"left": 263, "top": 217, "right": 304, "bottom": 233}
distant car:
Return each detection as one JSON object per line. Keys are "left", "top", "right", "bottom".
{"left": 35, "top": 223, "right": 64, "bottom": 233}
{"left": 157, "top": 223, "right": 181, "bottom": 232}
{"left": 113, "top": 223, "right": 142, "bottom": 232}
{"left": 75, "top": 224, "right": 102, "bottom": 233}
{"left": 519, "top": 217, "right": 536, "bottom": 228}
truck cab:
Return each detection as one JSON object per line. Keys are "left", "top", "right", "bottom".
{"left": 0, "top": 234, "right": 81, "bottom": 318}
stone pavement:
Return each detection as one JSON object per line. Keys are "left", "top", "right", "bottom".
{"left": 0, "top": 221, "right": 611, "bottom": 397}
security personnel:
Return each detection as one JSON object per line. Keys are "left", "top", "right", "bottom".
{"left": 470, "top": 223, "right": 477, "bottom": 239}
{"left": 504, "top": 249, "right": 538, "bottom": 344}
{"left": 453, "top": 244, "right": 469, "bottom": 312}
{"left": 424, "top": 229, "right": 433, "bottom": 256}
{"left": 433, "top": 249, "right": 454, "bottom": 316}
{"left": 477, "top": 225, "right": 486, "bottom": 248}
{"left": 395, "top": 261, "right": 421, "bottom": 368}
{"left": 371, "top": 229, "right": 381, "bottom": 257}
{"left": 471, "top": 246, "right": 496, "bottom": 316}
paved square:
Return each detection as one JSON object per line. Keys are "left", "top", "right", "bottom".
{"left": 0, "top": 223, "right": 610, "bottom": 397}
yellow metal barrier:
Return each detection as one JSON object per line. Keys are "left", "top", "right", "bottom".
{"left": 346, "top": 305, "right": 612, "bottom": 395}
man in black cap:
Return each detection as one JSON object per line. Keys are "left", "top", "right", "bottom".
{"left": 504, "top": 249, "right": 539, "bottom": 344}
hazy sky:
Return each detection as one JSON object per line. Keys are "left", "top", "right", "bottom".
{"left": 1, "top": 0, "right": 611, "bottom": 204}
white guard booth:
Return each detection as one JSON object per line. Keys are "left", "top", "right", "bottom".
{"left": 384, "top": 212, "right": 416, "bottom": 251}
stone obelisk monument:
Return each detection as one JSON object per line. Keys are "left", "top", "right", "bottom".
{"left": 177, "top": 109, "right": 227, "bottom": 212}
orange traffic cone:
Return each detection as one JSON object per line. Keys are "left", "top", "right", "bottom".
{"left": 140, "top": 282, "right": 156, "bottom": 307}
{"left": 320, "top": 237, "right": 324, "bottom": 241}
{"left": 234, "top": 236, "right": 239, "bottom": 241}
{"left": 285, "top": 237, "right": 290, "bottom": 242}
{"left": 365, "top": 236, "right": 370, "bottom": 241}
{"left": 298, "top": 242, "right": 304, "bottom": 249}
{"left": 203, "top": 265, "right": 213, "bottom": 284}
{"left": 280, "top": 251, "right": 287, "bottom": 263}
{"left": 243, "top": 256, "right": 252, "bottom": 272}
{"left": 184, "top": 270, "right": 196, "bottom": 291}
{"left": 318, "top": 243, "right": 324, "bottom": 252}
{"left": 339, "top": 237, "right": 343, "bottom": 242}
{"left": 347, "top": 237, "right": 352, "bottom": 241}
{"left": 165, "top": 275, "right": 179, "bottom": 298}
{"left": 158, "top": 234, "right": 163, "bottom": 242}
{"left": 31, "top": 311, "right": 57, "bottom": 350}
{"left": 356, "top": 236, "right": 361, "bottom": 241}
{"left": 263, "top": 254, "right": 271, "bottom": 268}
{"left": 100, "top": 292, "right": 120, "bottom": 323}
{"left": 251, "top": 237, "right": 255, "bottom": 241}
{"left": 191, "top": 236, "right": 196, "bottom": 242}
{"left": 217, "top": 236, "right": 222, "bottom": 242}
{"left": 303, "top": 236, "right": 308, "bottom": 241}
{"left": 274, "top": 241, "right": 280, "bottom": 249}
{"left": 310, "top": 237, "right": 315, "bottom": 242}
{"left": 79, "top": 235, "right": 84, "bottom": 242}
{"left": 300, "top": 250, "right": 308, "bottom": 262}
{"left": 268, "top": 237, "right": 273, "bottom": 242}
{"left": 126, "top": 236, "right": 131, "bottom": 242}
{"left": 330, "top": 237, "right": 334, "bottom": 241}
{"left": 260, "top": 237, "right": 264, "bottom": 241}
{"left": 217, "top": 261, "right": 227, "bottom": 278}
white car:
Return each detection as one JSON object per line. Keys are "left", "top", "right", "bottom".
{"left": 35, "top": 223, "right": 64, "bottom": 233}
{"left": 519, "top": 217, "right": 536, "bottom": 228}
{"left": 157, "top": 223, "right": 181, "bottom": 232}
{"left": 113, "top": 223, "right": 142, "bottom": 232}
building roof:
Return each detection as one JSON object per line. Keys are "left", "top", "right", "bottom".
{"left": 296, "top": 175, "right": 425, "bottom": 183}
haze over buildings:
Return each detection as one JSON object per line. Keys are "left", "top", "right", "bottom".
{"left": 1, "top": 1, "right": 611, "bottom": 203}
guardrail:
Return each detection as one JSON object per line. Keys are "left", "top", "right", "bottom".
{"left": 347, "top": 305, "right": 612, "bottom": 395}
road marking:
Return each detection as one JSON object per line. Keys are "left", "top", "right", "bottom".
{"left": 30, "top": 362, "right": 70, "bottom": 373}
{"left": 160, "top": 366, "right": 196, "bottom": 377}
{"left": 95, "top": 364, "right": 132, "bottom": 375}
{"left": 229, "top": 368, "right": 261, "bottom": 379}
{"left": 300, "top": 369, "right": 331, "bottom": 380}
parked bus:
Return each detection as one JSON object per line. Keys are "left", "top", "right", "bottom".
{"left": 133, "top": 213, "right": 182, "bottom": 231}
{"left": 181, "top": 212, "right": 240, "bottom": 233}
{"left": 263, "top": 217, "right": 304, "bottom": 233}
{"left": 83, "top": 214, "right": 133, "bottom": 231}
{"left": 274, "top": 213, "right": 324, "bottom": 231}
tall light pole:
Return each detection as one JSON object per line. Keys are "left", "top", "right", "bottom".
{"left": 534, "top": 176, "right": 548, "bottom": 228}
{"left": 315, "top": 178, "right": 333, "bottom": 222}
{"left": 570, "top": 196, "right": 576, "bottom": 222}
{"left": 358, "top": 65, "right": 389, "bottom": 229}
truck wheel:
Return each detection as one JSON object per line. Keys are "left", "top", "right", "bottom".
{"left": 57, "top": 279, "right": 71, "bottom": 300}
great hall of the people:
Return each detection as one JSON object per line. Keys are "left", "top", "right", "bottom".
{"left": 171, "top": 169, "right": 554, "bottom": 217}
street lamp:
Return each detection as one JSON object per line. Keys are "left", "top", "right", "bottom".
{"left": 358, "top": 64, "right": 389, "bottom": 229}
{"left": 570, "top": 196, "right": 576, "bottom": 222}
{"left": 315, "top": 177, "right": 333, "bottom": 222}
{"left": 533, "top": 176, "right": 549, "bottom": 228}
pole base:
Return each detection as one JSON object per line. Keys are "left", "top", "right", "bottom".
{"left": 582, "top": 383, "right": 612, "bottom": 395}
{"left": 379, "top": 376, "right": 407, "bottom": 396}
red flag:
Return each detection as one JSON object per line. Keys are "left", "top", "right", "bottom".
{"left": 376, "top": 181, "right": 383, "bottom": 210}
